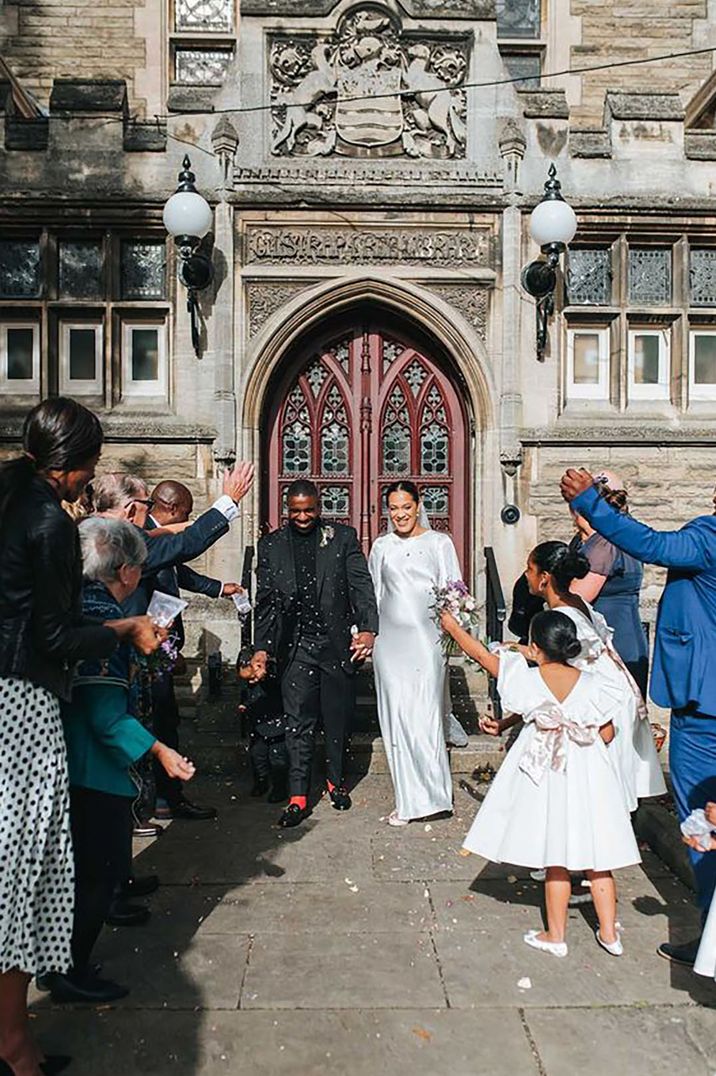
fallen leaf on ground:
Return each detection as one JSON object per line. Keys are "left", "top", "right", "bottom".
{"left": 412, "top": 1026, "right": 432, "bottom": 1042}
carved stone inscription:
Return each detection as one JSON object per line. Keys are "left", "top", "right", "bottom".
{"left": 270, "top": 5, "right": 468, "bottom": 160}
{"left": 245, "top": 226, "right": 493, "bottom": 268}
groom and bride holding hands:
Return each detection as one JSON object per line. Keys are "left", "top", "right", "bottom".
{"left": 251, "top": 477, "right": 462, "bottom": 828}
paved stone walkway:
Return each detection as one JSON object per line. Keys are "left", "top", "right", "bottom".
{"left": 31, "top": 775, "right": 716, "bottom": 1075}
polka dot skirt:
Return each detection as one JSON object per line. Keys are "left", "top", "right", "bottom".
{"left": 0, "top": 677, "right": 74, "bottom": 975}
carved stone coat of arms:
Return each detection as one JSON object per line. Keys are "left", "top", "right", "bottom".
{"left": 270, "top": 6, "right": 467, "bottom": 160}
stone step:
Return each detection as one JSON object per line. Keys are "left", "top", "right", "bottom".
{"left": 181, "top": 727, "right": 503, "bottom": 778}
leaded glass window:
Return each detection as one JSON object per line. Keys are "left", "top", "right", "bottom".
{"left": 628, "top": 249, "right": 672, "bottom": 306}
{"left": 283, "top": 421, "right": 311, "bottom": 473}
{"left": 306, "top": 360, "right": 327, "bottom": 397}
{"left": 421, "top": 485, "right": 449, "bottom": 515}
{"left": 382, "top": 386, "right": 411, "bottom": 474}
{"left": 321, "top": 486, "right": 350, "bottom": 517}
{"left": 496, "top": 0, "right": 541, "bottom": 39}
{"left": 421, "top": 424, "right": 449, "bottom": 474}
{"left": 567, "top": 249, "right": 611, "bottom": 306}
{"left": 320, "top": 384, "right": 349, "bottom": 474}
{"left": 121, "top": 241, "right": 166, "bottom": 300}
{"left": 328, "top": 337, "right": 351, "bottom": 374}
{"left": 690, "top": 250, "right": 716, "bottom": 307}
{"left": 175, "top": 0, "right": 233, "bottom": 32}
{"left": 59, "top": 240, "right": 104, "bottom": 299}
{"left": 404, "top": 359, "right": 427, "bottom": 396}
{"left": 175, "top": 49, "right": 232, "bottom": 85}
{"left": 321, "top": 423, "right": 349, "bottom": 473}
{"left": 382, "top": 338, "right": 404, "bottom": 373}
{"left": 0, "top": 240, "right": 41, "bottom": 299}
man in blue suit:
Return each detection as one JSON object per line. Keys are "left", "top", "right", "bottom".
{"left": 561, "top": 467, "right": 716, "bottom": 966}
{"left": 145, "top": 480, "right": 245, "bottom": 821}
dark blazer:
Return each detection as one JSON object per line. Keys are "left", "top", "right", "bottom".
{"left": 122, "top": 507, "right": 229, "bottom": 617}
{"left": 254, "top": 521, "right": 379, "bottom": 673}
{"left": 573, "top": 485, "right": 716, "bottom": 714}
{"left": 0, "top": 476, "right": 117, "bottom": 700}
{"left": 144, "top": 516, "right": 222, "bottom": 650}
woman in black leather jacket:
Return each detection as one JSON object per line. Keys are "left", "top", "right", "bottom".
{"left": 0, "top": 398, "right": 163, "bottom": 1076}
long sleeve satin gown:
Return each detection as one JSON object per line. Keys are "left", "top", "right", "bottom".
{"left": 368, "top": 530, "right": 460, "bottom": 820}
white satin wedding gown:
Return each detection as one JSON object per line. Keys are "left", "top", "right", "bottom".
{"left": 369, "top": 530, "right": 460, "bottom": 820}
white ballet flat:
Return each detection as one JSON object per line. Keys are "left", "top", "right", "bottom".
{"left": 523, "top": 929, "right": 568, "bottom": 958}
{"left": 595, "top": 929, "right": 623, "bottom": 956}
{"left": 529, "top": 869, "right": 546, "bottom": 882}
{"left": 387, "top": 809, "right": 409, "bottom": 827}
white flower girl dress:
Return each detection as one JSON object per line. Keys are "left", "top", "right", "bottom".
{"left": 463, "top": 651, "right": 641, "bottom": 872}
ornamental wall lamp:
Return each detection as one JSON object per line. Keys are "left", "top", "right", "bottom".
{"left": 163, "top": 155, "right": 214, "bottom": 359}
{"left": 520, "top": 164, "right": 577, "bottom": 361}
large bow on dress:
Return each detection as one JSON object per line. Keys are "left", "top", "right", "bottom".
{"left": 519, "top": 704, "right": 600, "bottom": 786}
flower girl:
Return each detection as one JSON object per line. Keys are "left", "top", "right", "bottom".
{"left": 441, "top": 608, "right": 640, "bottom": 958}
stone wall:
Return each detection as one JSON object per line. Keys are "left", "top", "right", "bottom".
{"left": 0, "top": 0, "right": 151, "bottom": 112}
{"left": 569, "top": 0, "right": 714, "bottom": 127}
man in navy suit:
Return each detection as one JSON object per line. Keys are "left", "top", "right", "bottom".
{"left": 562, "top": 467, "right": 716, "bottom": 966}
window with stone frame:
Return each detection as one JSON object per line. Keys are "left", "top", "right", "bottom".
{"left": 562, "top": 235, "right": 716, "bottom": 408}
{"left": 0, "top": 232, "right": 170, "bottom": 406}
{"left": 497, "top": 0, "right": 544, "bottom": 88}
{"left": 170, "top": 0, "right": 236, "bottom": 89}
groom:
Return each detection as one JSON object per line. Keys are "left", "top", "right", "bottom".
{"left": 253, "top": 479, "right": 378, "bottom": 828}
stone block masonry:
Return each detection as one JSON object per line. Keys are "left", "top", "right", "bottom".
{"left": 0, "top": 0, "right": 148, "bottom": 114}
{"left": 570, "top": 0, "right": 713, "bottom": 127}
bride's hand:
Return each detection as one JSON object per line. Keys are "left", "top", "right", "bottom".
{"left": 440, "top": 610, "right": 459, "bottom": 636}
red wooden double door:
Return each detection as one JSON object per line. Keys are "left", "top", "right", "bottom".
{"left": 263, "top": 318, "right": 470, "bottom": 570}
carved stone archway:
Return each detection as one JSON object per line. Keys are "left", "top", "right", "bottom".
{"left": 239, "top": 276, "right": 497, "bottom": 580}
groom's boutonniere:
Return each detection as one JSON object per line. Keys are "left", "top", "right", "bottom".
{"left": 319, "top": 524, "right": 335, "bottom": 548}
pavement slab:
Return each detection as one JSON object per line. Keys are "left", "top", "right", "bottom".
{"left": 28, "top": 774, "right": 716, "bottom": 1075}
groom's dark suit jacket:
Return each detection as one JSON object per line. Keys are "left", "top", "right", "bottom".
{"left": 254, "top": 521, "right": 379, "bottom": 673}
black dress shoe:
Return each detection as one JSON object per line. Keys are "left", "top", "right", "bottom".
{"left": 328, "top": 786, "right": 352, "bottom": 811}
{"left": 45, "top": 970, "right": 129, "bottom": 1004}
{"left": 105, "top": 901, "right": 151, "bottom": 927}
{"left": 120, "top": 874, "right": 160, "bottom": 898}
{"left": 37, "top": 964, "right": 101, "bottom": 991}
{"left": 170, "top": 798, "right": 218, "bottom": 821}
{"left": 250, "top": 777, "right": 270, "bottom": 797}
{"left": 278, "top": 803, "right": 307, "bottom": 828}
{"left": 657, "top": 939, "right": 700, "bottom": 966}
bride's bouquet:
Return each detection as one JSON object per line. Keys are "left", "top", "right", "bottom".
{"left": 431, "top": 579, "right": 481, "bottom": 660}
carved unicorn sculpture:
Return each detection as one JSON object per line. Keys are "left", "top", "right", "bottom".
{"left": 271, "top": 44, "right": 336, "bottom": 155}
{"left": 403, "top": 44, "right": 466, "bottom": 157}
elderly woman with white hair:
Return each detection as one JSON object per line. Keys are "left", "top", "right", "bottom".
{"left": 42, "top": 517, "right": 195, "bottom": 1007}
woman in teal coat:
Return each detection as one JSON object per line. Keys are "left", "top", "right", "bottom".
{"left": 46, "top": 517, "right": 195, "bottom": 1005}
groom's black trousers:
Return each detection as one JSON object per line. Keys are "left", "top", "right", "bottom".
{"left": 281, "top": 636, "right": 355, "bottom": 796}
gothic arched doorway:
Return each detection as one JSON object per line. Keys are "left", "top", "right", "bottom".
{"left": 262, "top": 315, "right": 471, "bottom": 571}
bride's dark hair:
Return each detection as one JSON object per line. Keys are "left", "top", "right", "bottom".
{"left": 384, "top": 480, "right": 420, "bottom": 506}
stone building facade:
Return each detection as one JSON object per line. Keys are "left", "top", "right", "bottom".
{"left": 2, "top": 0, "right": 716, "bottom": 653}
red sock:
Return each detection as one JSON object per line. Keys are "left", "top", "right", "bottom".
{"left": 326, "top": 780, "right": 336, "bottom": 793}
{"left": 289, "top": 795, "right": 307, "bottom": 810}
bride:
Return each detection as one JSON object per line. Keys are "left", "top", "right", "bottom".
{"left": 368, "top": 480, "right": 461, "bottom": 826}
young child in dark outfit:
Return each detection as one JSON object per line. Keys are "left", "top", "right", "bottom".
{"left": 237, "top": 647, "right": 289, "bottom": 803}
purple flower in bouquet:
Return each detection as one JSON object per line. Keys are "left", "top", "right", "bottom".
{"left": 138, "top": 632, "right": 180, "bottom": 680}
{"left": 431, "top": 580, "right": 481, "bottom": 661}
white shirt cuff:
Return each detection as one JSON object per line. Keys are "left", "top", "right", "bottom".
{"left": 211, "top": 494, "right": 240, "bottom": 523}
